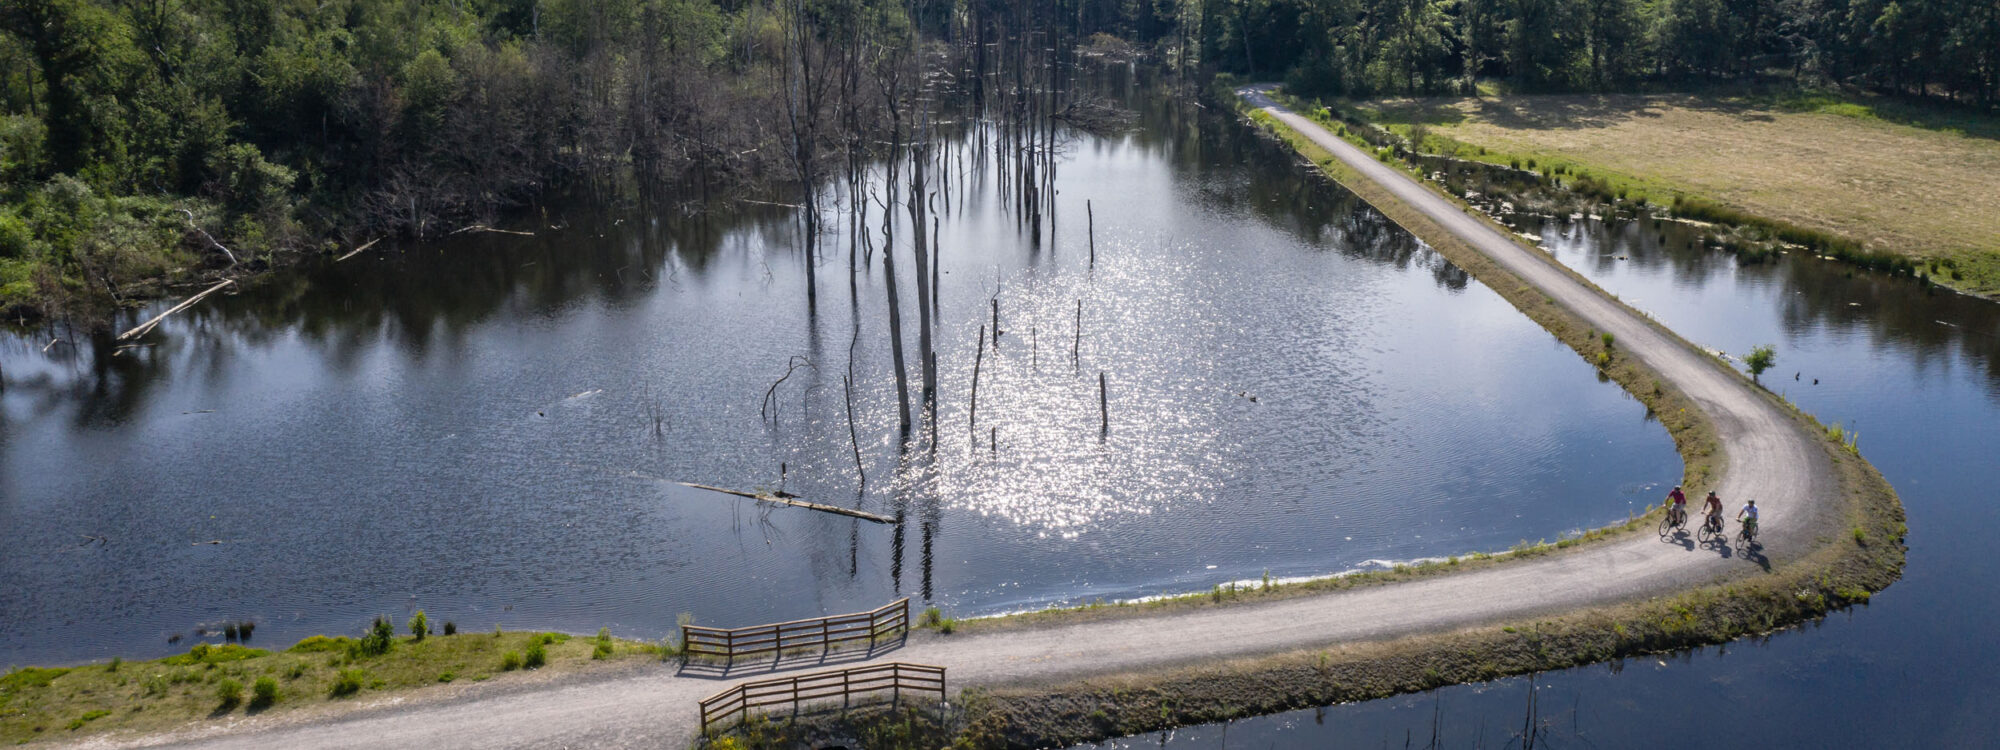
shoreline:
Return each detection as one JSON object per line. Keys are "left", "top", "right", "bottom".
{"left": 11, "top": 84, "right": 1906, "bottom": 750}
{"left": 759, "top": 85, "right": 1906, "bottom": 748}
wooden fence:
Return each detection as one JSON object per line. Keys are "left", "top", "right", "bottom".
{"left": 682, "top": 598, "right": 910, "bottom": 661}
{"left": 698, "top": 662, "right": 946, "bottom": 733}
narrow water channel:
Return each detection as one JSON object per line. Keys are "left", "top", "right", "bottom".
{"left": 1083, "top": 197, "right": 2000, "bottom": 748}
{"left": 0, "top": 70, "right": 1682, "bottom": 667}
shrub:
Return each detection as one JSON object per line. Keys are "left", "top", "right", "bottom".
{"left": 285, "top": 663, "right": 307, "bottom": 679}
{"left": 524, "top": 642, "right": 547, "bottom": 669}
{"left": 1744, "top": 345, "right": 1777, "bottom": 382}
{"left": 921, "top": 606, "right": 943, "bottom": 627}
{"left": 288, "top": 635, "right": 352, "bottom": 653}
{"left": 1601, "top": 331, "right": 1615, "bottom": 349}
{"left": 144, "top": 675, "right": 170, "bottom": 696}
{"left": 354, "top": 616, "right": 395, "bottom": 658}
{"left": 216, "top": 679, "right": 243, "bottom": 707}
{"left": 408, "top": 611, "right": 428, "bottom": 641}
{"left": 438, "top": 671, "right": 457, "bottom": 683}
{"left": 251, "top": 676, "right": 278, "bottom": 707}
{"left": 443, "top": 621, "right": 457, "bottom": 636}
{"left": 329, "top": 669, "right": 365, "bottom": 697}
{"left": 593, "top": 628, "right": 613, "bottom": 660}
{"left": 501, "top": 651, "right": 523, "bottom": 671}
{"left": 107, "top": 657, "right": 120, "bottom": 673}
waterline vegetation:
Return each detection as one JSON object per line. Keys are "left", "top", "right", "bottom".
{"left": 695, "top": 87, "right": 1908, "bottom": 749}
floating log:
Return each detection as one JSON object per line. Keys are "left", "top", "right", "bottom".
{"left": 335, "top": 237, "right": 383, "bottom": 262}
{"left": 118, "top": 279, "right": 234, "bottom": 341}
{"left": 678, "top": 483, "right": 897, "bottom": 524}
{"left": 449, "top": 224, "right": 535, "bottom": 237}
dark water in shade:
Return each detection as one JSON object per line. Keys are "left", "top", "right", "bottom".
{"left": 0, "top": 71, "right": 1682, "bottom": 667}
{"left": 1083, "top": 194, "right": 2000, "bottom": 748}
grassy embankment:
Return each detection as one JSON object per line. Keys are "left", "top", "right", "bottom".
{"left": 0, "top": 617, "right": 666, "bottom": 745}
{"left": 1321, "top": 90, "right": 2000, "bottom": 296}
{"left": 704, "top": 88, "right": 1908, "bottom": 749}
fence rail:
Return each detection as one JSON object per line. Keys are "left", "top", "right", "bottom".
{"left": 698, "top": 662, "right": 946, "bottom": 733}
{"left": 682, "top": 598, "right": 909, "bottom": 661}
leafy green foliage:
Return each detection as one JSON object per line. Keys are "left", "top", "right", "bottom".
{"left": 215, "top": 679, "right": 243, "bottom": 707}
{"left": 1744, "top": 344, "right": 1777, "bottom": 382}
{"left": 251, "top": 676, "right": 279, "bottom": 707}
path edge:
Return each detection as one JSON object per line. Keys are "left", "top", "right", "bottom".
{"left": 746, "top": 85, "right": 1907, "bottom": 750}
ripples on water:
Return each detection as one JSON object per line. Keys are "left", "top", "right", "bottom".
{"left": 0, "top": 72, "right": 1678, "bottom": 665}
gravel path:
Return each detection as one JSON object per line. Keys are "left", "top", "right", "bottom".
{"left": 79, "top": 87, "right": 1832, "bottom": 750}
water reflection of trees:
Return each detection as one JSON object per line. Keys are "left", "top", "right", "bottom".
{"left": 1557, "top": 214, "right": 2000, "bottom": 396}
{"left": 20, "top": 195, "right": 802, "bottom": 424}
{"left": 1112, "top": 67, "right": 1471, "bottom": 293}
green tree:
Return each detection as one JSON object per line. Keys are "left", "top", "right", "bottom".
{"left": 1745, "top": 344, "right": 1777, "bottom": 383}
{"left": 0, "top": 0, "right": 139, "bottom": 176}
{"left": 1581, "top": 0, "right": 1642, "bottom": 87}
{"left": 1506, "top": 0, "right": 1575, "bottom": 89}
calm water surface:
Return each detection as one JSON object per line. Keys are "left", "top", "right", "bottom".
{"left": 0, "top": 77, "right": 1680, "bottom": 666}
{"left": 1085, "top": 199, "right": 2000, "bottom": 748}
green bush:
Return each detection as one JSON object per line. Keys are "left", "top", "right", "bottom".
{"left": 288, "top": 635, "right": 353, "bottom": 653}
{"left": 1744, "top": 345, "right": 1778, "bottom": 382}
{"left": 524, "top": 642, "right": 547, "bottom": 669}
{"left": 500, "top": 651, "right": 523, "bottom": 671}
{"left": 353, "top": 616, "right": 396, "bottom": 658}
{"left": 251, "top": 676, "right": 279, "bottom": 707}
{"left": 216, "top": 678, "right": 243, "bottom": 707}
{"left": 329, "top": 669, "right": 365, "bottom": 697}
{"left": 443, "top": 621, "right": 457, "bottom": 636}
{"left": 408, "top": 610, "right": 428, "bottom": 641}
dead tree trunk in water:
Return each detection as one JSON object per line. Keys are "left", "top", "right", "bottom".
{"left": 970, "top": 324, "right": 986, "bottom": 429}
{"left": 1098, "top": 371, "right": 1108, "bottom": 434}
{"left": 1087, "top": 199, "right": 1095, "bottom": 268}
{"left": 781, "top": 0, "right": 829, "bottom": 313}
{"left": 910, "top": 115, "right": 936, "bottom": 406}
{"left": 882, "top": 220, "right": 912, "bottom": 435}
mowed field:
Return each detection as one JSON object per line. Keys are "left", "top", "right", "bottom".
{"left": 1355, "top": 93, "right": 2000, "bottom": 289}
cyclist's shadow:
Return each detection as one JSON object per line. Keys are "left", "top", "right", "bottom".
{"left": 1700, "top": 535, "right": 1734, "bottom": 558}
{"left": 1660, "top": 527, "right": 1696, "bottom": 551}
{"left": 1736, "top": 541, "right": 1770, "bottom": 571}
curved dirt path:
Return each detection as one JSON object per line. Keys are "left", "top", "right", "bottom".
{"left": 82, "top": 88, "right": 1834, "bottom": 750}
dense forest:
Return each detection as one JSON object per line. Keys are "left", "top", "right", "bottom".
{"left": 2, "top": 0, "right": 1994, "bottom": 325}
{"left": 1160, "top": 0, "right": 2000, "bottom": 99}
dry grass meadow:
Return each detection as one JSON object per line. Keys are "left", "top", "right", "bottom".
{"left": 1353, "top": 93, "right": 2000, "bottom": 290}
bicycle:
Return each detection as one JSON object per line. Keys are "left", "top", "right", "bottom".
{"left": 1737, "top": 518, "right": 1759, "bottom": 547}
{"left": 1697, "top": 512, "right": 1724, "bottom": 543}
{"left": 1659, "top": 505, "right": 1687, "bottom": 536}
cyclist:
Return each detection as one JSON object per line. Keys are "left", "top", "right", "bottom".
{"left": 1737, "top": 499, "right": 1760, "bottom": 541}
{"left": 1701, "top": 491, "right": 1724, "bottom": 532}
{"left": 1664, "top": 485, "right": 1688, "bottom": 527}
